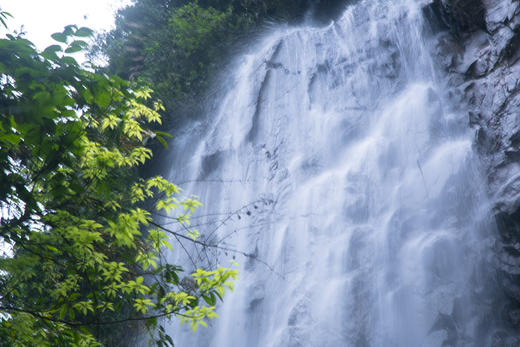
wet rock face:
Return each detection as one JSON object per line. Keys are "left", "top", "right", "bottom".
{"left": 432, "top": 0, "right": 520, "bottom": 213}
{"left": 429, "top": 0, "right": 520, "bottom": 338}
{"left": 311, "top": 0, "right": 353, "bottom": 23}
{"left": 434, "top": 0, "right": 488, "bottom": 35}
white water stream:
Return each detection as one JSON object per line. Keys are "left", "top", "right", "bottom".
{"left": 166, "top": 0, "right": 497, "bottom": 345}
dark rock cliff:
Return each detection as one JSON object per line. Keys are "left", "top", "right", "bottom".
{"left": 426, "top": 0, "right": 520, "bottom": 343}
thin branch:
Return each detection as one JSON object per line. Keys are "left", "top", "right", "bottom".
{"left": 170, "top": 231, "right": 197, "bottom": 269}
{"left": 149, "top": 220, "right": 283, "bottom": 278}
{"left": 0, "top": 305, "right": 189, "bottom": 327}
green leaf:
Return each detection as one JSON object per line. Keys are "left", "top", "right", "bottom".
{"left": 164, "top": 333, "right": 174, "bottom": 345}
{"left": 214, "top": 291, "right": 223, "bottom": 301}
{"left": 46, "top": 245, "right": 60, "bottom": 253}
{"left": 155, "top": 131, "right": 173, "bottom": 138}
{"left": 69, "top": 40, "right": 88, "bottom": 48}
{"left": 93, "top": 86, "right": 111, "bottom": 108}
{"left": 65, "top": 45, "right": 83, "bottom": 54}
{"left": 61, "top": 56, "right": 78, "bottom": 66}
{"left": 59, "top": 304, "right": 68, "bottom": 320}
{"left": 2, "top": 133, "right": 20, "bottom": 145}
{"left": 75, "top": 27, "right": 94, "bottom": 37}
{"left": 0, "top": 11, "right": 12, "bottom": 29}
{"left": 41, "top": 44, "right": 63, "bottom": 60}
{"left": 63, "top": 25, "right": 77, "bottom": 35}
{"left": 156, "top": 136, "right": 169, "bottom": 149}
{"left": 51, "top": 32, "right": 68, "bottom": 43}
{"left": 202, "top": 293, "right": 216, "bottom": 306}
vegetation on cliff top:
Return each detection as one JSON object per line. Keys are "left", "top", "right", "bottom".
{"left": 92, "top": 0, "right": 312, "bottom": 122}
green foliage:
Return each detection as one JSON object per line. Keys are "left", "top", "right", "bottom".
{"left": 96, "top": 1, "right": 243, "bottom": 109}
{"left": 0, "top": 10, "right": 12, "bottom": 29}
{"left": 0, "top": 19, "right": 237, "bottom": 346}
{"left": 166, "top": 3, "right": 238, "bottom": 91}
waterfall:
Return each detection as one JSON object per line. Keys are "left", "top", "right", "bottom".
{"left": 166, "top": 0, "right": 499, "bottom": 346}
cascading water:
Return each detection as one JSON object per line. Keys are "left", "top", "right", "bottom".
{"left": 165, "top": 0, "right": 500, "bottom": 346}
